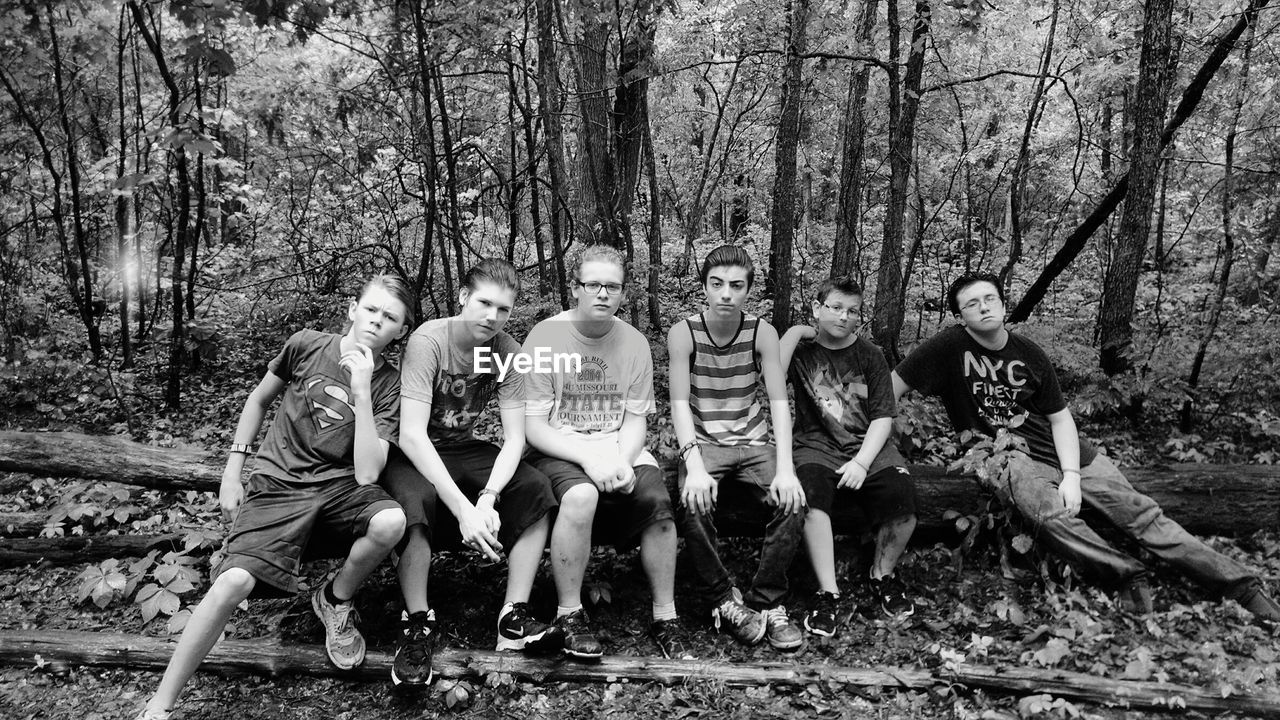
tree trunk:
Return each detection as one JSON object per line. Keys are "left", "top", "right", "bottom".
{"left": 0, "top": 534, "right": 186, "bottom": 569}
{"left": 831, "top": 0, "right": 878, "bottom": 281}
{"left": 1008, "top": 0, "right": 1270, "bottom": 324}
{"left": 2, "top": 432, "right": 1274, "bottom": 538}
{"left": 128, "top": 2, "right": 191, "bottom": 408}
{"left": 871, "top": 0, "right": 930, "bottom": 361}
{"left": 1097, "top": 0, "right": 1175, "bottom": 376}
{"left": 1180, "top": 26, "right": 1254, "bottom": 431}
{"left": 6, "top": 629, "right": 1280, "bottom": 716}
{"left": 573, "top": 7, "right": 619, "bottom": 247}
{"left": 643, "top": 93, "right": 663, "bottom": 331}
{"left": 535, "top": 0, "right": 570, "bottom": 307}
{"left": 406, "top": 0, "right": 447, "bottom": 320}
{"left": 767, "top": 0, "right": 810, "bottom": 333}
{"left": 115, "top": 7, "right": 133, "bottom": 369}
{"left": 999, "top": 0, "right": 1059, "bottom": 288}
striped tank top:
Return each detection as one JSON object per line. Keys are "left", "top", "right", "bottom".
{"left": 686, "top": 313, "right": 769, "bottom": 446}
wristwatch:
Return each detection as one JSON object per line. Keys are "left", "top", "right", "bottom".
{"left": 479, "top": 488, "right": 501, "bottom": 503}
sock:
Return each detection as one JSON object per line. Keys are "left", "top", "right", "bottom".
{"left": 324, "top": 579, "right": 349, "bottom": 606}
{"left": 652, "top": 601, "right": 677, "bottom": 622}
{"left": 556, "top": 604, "right": 584, "bottom": 618}
{"left": 498, "top": 601, "right": 515, "bottom": 621}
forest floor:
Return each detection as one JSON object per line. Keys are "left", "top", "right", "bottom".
{"left": 3, "top": 463, "right": 1280, "bottom": 720}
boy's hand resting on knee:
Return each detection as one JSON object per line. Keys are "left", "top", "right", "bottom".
{"left": 219, "top": 469, "right": 245, "bottom": 523}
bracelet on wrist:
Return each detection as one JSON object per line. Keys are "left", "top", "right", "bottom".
{"left": 479, "top": 488, "right": 501, "bottom": 503}
{"left": 229, "top": 443, "right": 253, "bottom": 455}
{"left": 677, "top": 441, "right": 699, "bottom": 461}
{"left": 852, "top": 458, "right": 870, "bottom": 473}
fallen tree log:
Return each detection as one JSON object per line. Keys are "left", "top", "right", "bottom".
{"left": 1, "top": 431, "right": 1276, "bottom": 537}
{"left": 0, "top": 511, "right": 46, "bottom": 537}
{"left": 0, "top": 629, "right": 1277, "bottom": 717}
{"left": 0, "top": 534, "right": 185, "bottom": 568}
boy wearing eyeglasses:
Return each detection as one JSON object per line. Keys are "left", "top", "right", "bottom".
{"left": 668, "top": 245, "right": 806, "bottom": 651}
{"left": 779, "top": 277, "right": 918, "bottom": 639}
{"left": 521, "top": 244, "right": 690, "bottom": 660}
{"left": 892, "top": 271, "right": 1280, "bottom": 621}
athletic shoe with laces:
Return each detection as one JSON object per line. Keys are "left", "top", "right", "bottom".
{"left": 761, "top": 606, "right": 804, "bottom": 651}
{"left": 311, "top": 583, "right": 366, "bottom": 670}
{"left": 870, "top": 574, "right": 916, "bottom": 618}
{"left": 649, "top": 618, "right": 696, "bottom": 660}
{"left": 1117, "top": 575, "right": 1154, "bottom": 615}
{"left": 391, "top": 609, "right": 436, "bottom": 686}
{"left": 1237, "top": 584, "right": 1280, "bottom": 624}
{"left": 804, "top": 590, "right": 842, "bottom": 637}
{"left": 712, "top": 589, "right": 766, "bottom": 646}
{"left": 132, "top": 707, "right": 171, "bottom": 720}
{"left": 554, "top": 609, "right": 604, "bottom": 659}
{"left": 496, "top": 601, "right": 563, "bottom": 653}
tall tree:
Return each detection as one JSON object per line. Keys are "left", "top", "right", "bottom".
{"left": 831, "top": 0, "right": 878, "bottom": 281}
{"left": 870, "top": 0, "right": 930, "bottom": 360}
{"left": 1097, "top": 0, "right": 1175, "bottom": 376}
{"left": 767, "top": 0, "right": 810, "bottom": 332}
{"left": 535, "top": 0, "right": 570, "bottom": 306}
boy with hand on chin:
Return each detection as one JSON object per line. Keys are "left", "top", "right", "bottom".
{"left": 780, "top": 277, "right": 918, "bottom": 639}
{"left": 893, "top": 271, "right": 1280, "bottom": 621}
{"left": 669, "top": 245, "right": 807, "bottom": 652}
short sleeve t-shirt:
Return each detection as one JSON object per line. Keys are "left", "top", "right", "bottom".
{"left": 522, "top": 311, "right": 658, "bottom": 468}
{"left": 254, "top": 329, "right": 401, "bottom": 484}
{"left": 894, "top": 325, "right": 1096, "bottom": 468}
{"left": 789, "top": 336, "right": 906, "bottom": 474}
{"left": 400, "top": 318, "right": 525, "bottom": 443}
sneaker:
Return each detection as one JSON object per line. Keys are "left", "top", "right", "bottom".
{"left": 1117, "top": 576, "right": 1154, "bottom": 615}
{"left": 133, "top": 707, "right": 171, "bottom": 720}
{"left": 311, "top": 583, "right": 366, "bottom": 670}
{"left": 761, "top": 606, "right": 804, "bottom": 651}
{"left": 1235, "top": 584, "right": 1280, "bottom": 623}
{"left": 870, "top": 575, "right": 916, "bottom": 618}
{"left": 391, "top": 609, "right": 436, "bottom": 686}
{"left": 649, "top": 618, "right": 695, "bottom": 660}
{"left": 497, "top": 602, "right": 563, "bottom": 653}
{"left": 804, "top": 591, "right": 842, "bottom": 637}
{"left": 554, "top": 609, "right": 604, "bottom": 659}
{"left": 712, "top": 589, "right": 766, "bottom": 646}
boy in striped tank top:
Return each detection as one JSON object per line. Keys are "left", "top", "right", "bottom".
{"left": 668, "top": 245, "right": 806, "bottom": 651}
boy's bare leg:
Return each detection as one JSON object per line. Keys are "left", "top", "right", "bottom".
{"left": 505, "top": 514, "right": 550, "bottom": 604}
{"left": 550, "top": 484, "right": 598, "bottom": 608}
{"left": 639, "top": 519, "right": 678, "bottom": 607}
{"left": 803, "top": 509, "right": 840, "bottom": 594}
{"left": 396, "top": 524, "right": 432, "bottom": 613}
{"left": 871, "top": 514, "right": 917, "bottom": 580}
{"left": 145, "top": 568, "right": 256, "bottom": 712}
{"left": 331, "top": 508, "right": 405, "bottom": 599}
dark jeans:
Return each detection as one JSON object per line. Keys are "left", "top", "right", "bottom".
{"left": 679, "top": 444, "right": 805, "bottom": 609}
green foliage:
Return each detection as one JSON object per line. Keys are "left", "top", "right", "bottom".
{"left": 42, "top": 482, "right": 141, "bottom": 538}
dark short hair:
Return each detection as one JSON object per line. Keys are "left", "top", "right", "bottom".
{"left": 813, "top": 276, "right": 863, "bottom": 304}
{"left": 700, "top": 245, "right": 755, "bottom": 287}
{"left": 462, "top": 258, "right": 521, "bottom": 297}
{"left": 946, "top": 272, "right": 1004, "bottom": 315}
{"left": 575, "top": 244, "right": 628, "bottom": 283}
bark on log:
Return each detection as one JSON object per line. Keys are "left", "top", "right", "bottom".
{"left": 1, "top": 432, "right": 1276, "bottom": 537}
{"left": 0, "top": 511, "right": 46, "bottom": 537}
{"left": 1, "top": 629, "right": 1278, "bottom": 717}
{"left": 0, "top": 534, "right": 184, "bottom": 568}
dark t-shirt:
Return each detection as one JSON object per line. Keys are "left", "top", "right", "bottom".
{"left": 254, "top": 329, "right": 401, "bottom": 484}
{"left": 894, "top": 325, "right": 1096, "bottom": 469}
{"left": 400, "top": 318, "right": 525, "bottom": 444}
{"left": 789, "top": 336, "right": 906, "bottom": 474}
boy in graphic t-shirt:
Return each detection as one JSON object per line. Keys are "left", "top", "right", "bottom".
{"left": 522, "top": 244, "right": 690, "bottom": 660}
{"left": 893, "top": 271, "right": 1280, "bottom": 621}
{"left": 781, "top": 277, "right": 918, "bottom": 639}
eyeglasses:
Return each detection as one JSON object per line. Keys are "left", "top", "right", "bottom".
{"left": 577, "top": 280, "right": 624, "bottom": 296}
{"left": 821, "top": 304, "right": 856, "bottom": 319}
{"left": 959, "top": 294, "right": 1003, "bottom": 312}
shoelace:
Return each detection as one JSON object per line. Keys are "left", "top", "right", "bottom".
{"left": 716, "top": 601, "right": 753, "bottom": 629}
{"left": 329, "top": 603, "right": 358, "bottom": 638}
{"left": 763, "top": 606, "right": 791, "bottom": 630}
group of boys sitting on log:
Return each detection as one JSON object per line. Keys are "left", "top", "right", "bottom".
{"left": 134, "top": 245, "right": 1280, "bottom": 720}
